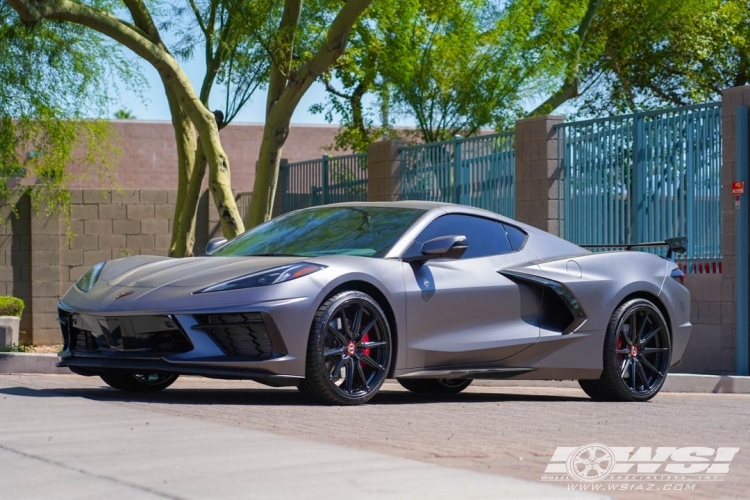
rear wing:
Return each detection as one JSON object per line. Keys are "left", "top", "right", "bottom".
{"left": 580, "top": 236, "right": 687, "bottom": 260}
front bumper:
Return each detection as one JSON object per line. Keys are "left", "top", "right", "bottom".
{"left": 57, "top": 284, "right": 323, "bottom": 379}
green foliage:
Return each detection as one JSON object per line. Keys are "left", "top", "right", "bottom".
{"left": 114, "top": 109, "right": 135, "bottom": 119}
{"left": 0, "top": 296, "right": 24, "bottom": 317}
{"left": 315, "top": 0, "right": 595, "bottom": 147}
{"left": 575, "top": 0, "right": 750, "bottom": 115}
{"left": 0, "top": 3, "right": 131, "bottom": 224}
{"left": 0, "top": 343, "right": 32, "bottom": 352}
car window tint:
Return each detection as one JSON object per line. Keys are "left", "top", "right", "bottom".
{"left": 412, "top": 214, "right": 512, "bottom": 259}
{"left": 212, "top": 206, "right": 426, "bottom": 258}
{"left": 503, "top": 223, "right": 527, "bottom": 250}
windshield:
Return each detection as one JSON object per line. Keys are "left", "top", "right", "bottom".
{"left": 211, "top": 206, "right": 426, "bottom": 258}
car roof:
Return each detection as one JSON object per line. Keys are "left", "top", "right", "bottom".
{"left": 324, "top": 200, "right": 514, "bottom": 223}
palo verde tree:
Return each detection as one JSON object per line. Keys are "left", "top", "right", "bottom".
{"left": 163, "top": 0, "right": 269, "bottom": 257}
{"left": 315, "top": 0, "right": 603, "bottom": 147}
{"left": 241, "top": 0, "right": 375, "bottom": 228}
{"left": 8, "top": 0, "right": 247, "bottom": 247}
{"left": 1, "top": 1, "right": 131, "bottom": 224}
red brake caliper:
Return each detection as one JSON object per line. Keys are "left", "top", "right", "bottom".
{"left": 360, "top": 332, "right": 371, "bottom": 368}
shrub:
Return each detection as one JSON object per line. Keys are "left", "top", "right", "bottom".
{"left": 0, "top": 296, "right": 24, "bottom": 317}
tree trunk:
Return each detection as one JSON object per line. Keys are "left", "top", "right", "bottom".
{"left": 246, "top": 119, "right": 287, "bottom": 228}
{"left": 165, "top": 85, "right": 197, "bottom": 257}
{"left": 175, "top": 140, "right": 208, "bottom": 256}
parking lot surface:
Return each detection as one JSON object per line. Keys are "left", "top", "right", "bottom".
{"left": 1, "top": 374, "right": 747, "bottom": 499}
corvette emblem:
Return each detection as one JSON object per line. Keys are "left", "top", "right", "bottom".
{"left": 115, "top": 290, "right": 134, "bottom": 300}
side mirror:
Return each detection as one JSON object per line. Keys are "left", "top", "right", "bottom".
{"left": 205, "top": 237, "right": 228, "bottom": 254}
{"left": 404, "top": 235, "right": 468, "bottom": 263}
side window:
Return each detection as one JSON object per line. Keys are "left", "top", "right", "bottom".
{"left": 503, "top": 223, "right": 528, "bottom": 251}
{"left": 408, "top": 214, "right": 512, "bottom": 259}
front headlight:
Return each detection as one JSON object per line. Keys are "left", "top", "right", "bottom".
{"left": 76, "top": 262, "right": 105, "bottom": 292}
{"left": 195, "top": 262, "right": 326, "bottom": 293}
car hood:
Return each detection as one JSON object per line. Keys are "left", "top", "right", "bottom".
{"left": 101, "top": 255, "right": 305, "bottom": 289}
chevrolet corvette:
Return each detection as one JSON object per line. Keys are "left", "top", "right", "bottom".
{"left": 57, "top": 201, "right": 691, "bottom": 405}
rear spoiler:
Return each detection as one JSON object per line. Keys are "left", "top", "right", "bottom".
{"left": 580, "top": 236, "right": 688, "bottom": 260}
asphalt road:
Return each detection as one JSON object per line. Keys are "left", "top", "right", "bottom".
{"left": 1, "top": 374, "right": 748, "bottom": 500}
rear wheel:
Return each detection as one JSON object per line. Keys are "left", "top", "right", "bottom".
{"left": 100, "top": 372, "right": 178, "bottom": 393}
{"left": 579, "top": 298, "right": 671, "bottom": 402}
{"left": 299, "top": 291, "right": 392, "bottom": 405}
{"left": 398, "top": 378, "right": 473, "bottom": 394}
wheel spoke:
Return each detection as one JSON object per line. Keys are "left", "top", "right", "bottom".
{"left": 636, "top": 311, "right": 650, "bottom": 343}
{"left": 616, "top": 348, "right": 630, "bottom": 355}
{"left": 327, "top": 324, "right": 347, "bottom": 346}
{"left": 620, "top": 324, "right": 633, "bottom": 347}
{"left": 330, "top": 356, "right": 347, "bottom": 381}
{"left": 639, "top": 354, "right": 663, "bottom": 377}
{"left": 630, "top": 358, "right": 637, "bottom": 390}
{"left": 620, "top": 358, "right": 632, "bottom": 378}
{"left": 639, "top": 327, "right": 661, "bottom": 346}
{"left": 360, "top": 354, "right": 385, "bottom": 372}
{"left": 345, "top": 358, "right": 355, "bottom": 393}
{"left": 357, "top": 341, "right": 388, "bottom": 349}
{"left": 642, "top": 347, "right": 669, "bottom": 354}
{"left": 635, "top": 360, "right": 651, "bottom": 391}
{"left": 352, "top": 302, "right": 364, "bottom": 338}
{"left": 356, "top": 359, "right": 369, "bottom": 392}
{"left": 629, "top": 314, "right": 637, "bottom": 344}
{"left": 358, "top": 316, "right": 378, "bottom": 339}
{"left": 324, "top": 347, "right": 345, "bottom": 358}
{"left": 341, "top": 310, "right": 353, "bottom": 339}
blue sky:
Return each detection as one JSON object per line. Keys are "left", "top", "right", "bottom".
{"left": 115, "top": 54, "right": 345, "bottom": 125}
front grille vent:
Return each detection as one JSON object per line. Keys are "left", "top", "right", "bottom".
{"left": 58, "top": 313, "right": 193, "bottom": 356}
{"left": 193, "top": 313, "right": 273, "bottom": 358}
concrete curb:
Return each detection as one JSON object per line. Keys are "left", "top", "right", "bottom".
{"left": 2, "top": 353, "right": 748, "bottom": 394}
{"left": 0, "top": 353, "right": 69, "bottom": 375}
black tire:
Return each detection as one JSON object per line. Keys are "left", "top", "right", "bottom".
{"left": 397, "top": 378, "right": 473, "bottom": 394}
{"left": 579, "top": 298, "right": 671, "bottom": 402}
{"left": 299, "top": 291, "right": 392, "bottom": 405}
{"left": 100, "top": 372, "right": 179, "bottom": 393}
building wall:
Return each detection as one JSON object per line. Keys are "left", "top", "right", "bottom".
{"left": 65, "top": 121, "right": 347, "bottom": 191}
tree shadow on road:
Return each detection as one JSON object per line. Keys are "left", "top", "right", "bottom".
{"left": 0, "top": 384, "right": 589, "bottom": 407}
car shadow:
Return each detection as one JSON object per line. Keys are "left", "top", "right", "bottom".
{"left": 0, "top": 385, "right": 589, "bottom": 406}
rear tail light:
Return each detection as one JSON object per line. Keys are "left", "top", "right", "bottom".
{"left": 670, "top": 268, "right": 685, "bottom": 285}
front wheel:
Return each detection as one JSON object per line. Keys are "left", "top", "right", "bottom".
{"left": 299, "top": 291, "right": 392, "bottom": 405}
{"left": 579, "top": 298, "right": 671, "bottom": 402}
{"left": 100, "top": 372, "right": 179, "bottom": 393}
{"left": 397, "top": 378, "right": 473, "bottom": 394}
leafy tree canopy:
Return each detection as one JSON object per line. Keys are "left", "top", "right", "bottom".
{"left": 0, "top": 1, "right": 139, "bottom": 223}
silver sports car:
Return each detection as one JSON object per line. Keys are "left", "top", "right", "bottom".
{"left": 58, "top": 201, "right": 691, "bottom": 405}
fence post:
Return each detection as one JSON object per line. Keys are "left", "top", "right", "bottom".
{"left": 453, "top": 135, "right": 465, "bottom": 204}
{"left": 321, "top": 154, "right": 330, "bottom": 205}
{"left": 736, "top": 106, "right": 749, "bottom": 376}
{"left": 513, "top": 115, "right": 564, "bottom": 233}
{"left": 366, "top": 140, "right": 407, "bottom": 202}
{"left": 632, "top": 110, "right": 647, "bottom": 244}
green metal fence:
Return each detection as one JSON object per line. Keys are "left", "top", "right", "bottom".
{"left": 555, "top": 103, "right": 722, "bottom": 270}
{"left": 281, "top": 153, "right": 368, "bottom": 213}
{"left": 398, "top": 132, "right": 515, "bottom": 217}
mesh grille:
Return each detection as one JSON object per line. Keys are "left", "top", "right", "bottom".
{"left": 193, "top": 313, "right": 273, "bottom": 358}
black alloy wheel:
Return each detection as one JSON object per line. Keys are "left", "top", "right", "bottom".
{"left": 397, "top": 378, "right": 473, "bottom": 394}
{"left": 299, "top": 291, "right": 392, "bottom": 405}
{"left": 100, "top": 372, "right": 179, "bottom": 392}
{"left": 579, "top": 298, "right": 671, "bottom": 402}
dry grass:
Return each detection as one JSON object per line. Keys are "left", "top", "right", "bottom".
{"left": 28, "top": 345, "right": 64, "bottom": 354}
